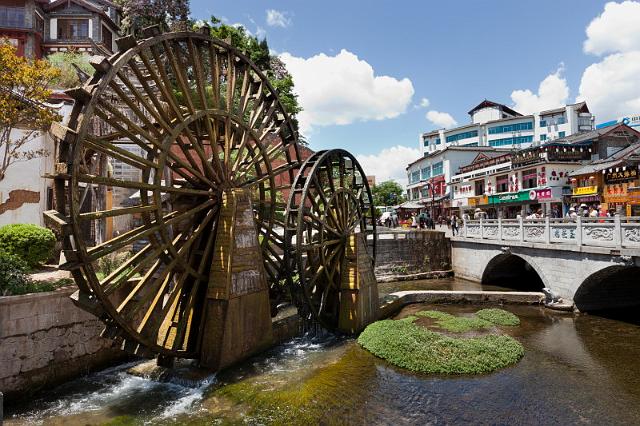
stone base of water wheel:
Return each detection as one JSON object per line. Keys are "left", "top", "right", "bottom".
{"left": 338, "top": 233, "right": 379, "bottom": 334}
{"left": 198, "top": 189, "right": 274, "bottom": 370}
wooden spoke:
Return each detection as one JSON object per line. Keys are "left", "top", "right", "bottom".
{"left": 50, "top": 31, "right": 302, "bottom": 359}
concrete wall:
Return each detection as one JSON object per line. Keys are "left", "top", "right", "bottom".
{"left": 375, "top": 231, "right": 451, "bottom": 277}
{"left": 451, "top": 239, "right": 639, "bottom": 302}
{"left": 0, "top": 288, "right": 127, "bottom": 401}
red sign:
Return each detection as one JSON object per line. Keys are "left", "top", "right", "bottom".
{"left": 529, "top": 188, "right": 552, "bottom": 200}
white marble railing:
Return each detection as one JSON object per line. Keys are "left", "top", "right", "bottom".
{"left": 462, "top": 216, "right": 640, "bottom": 249}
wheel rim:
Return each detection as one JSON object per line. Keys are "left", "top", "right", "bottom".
{"left": 55, "top": 31, "right": 302, "bottom": 357}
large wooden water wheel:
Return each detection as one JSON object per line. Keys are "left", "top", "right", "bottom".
{"left": 47, "top": 28, "right": 303, "bottom": 359}
{"left": 285, "top": 149, "right": 376, "bottom": 330}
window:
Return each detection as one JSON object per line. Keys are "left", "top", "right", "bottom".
{"left": 474, "top": 180, "right": 484, "bottom": 196}
{"left": 488, "top": 122, "right": 533, "bottom": 134}
{"left": 539, "top": 120, "right": 547, "bottom": 127}
{"left": 58, "top": 19, "right": 89, "bottom": 40}
{"left": 0, "top": 6, "right": 25, "bottom": 28}
{"left": 410, "top": 171, "right": 420, "bottom": 184}
{"left": 540, "top": 134, "right": 547, "bottom": 141}
{"left": 432, "top": 162, "right": 443, "bottom": 176}
{"left": 435, "top": 138, "right": 441, "bottom": 145}
{"left": 496, "top": 175, "right": 509, "bottom": 193}
{"left": 445, "top": 130, "right": 478, "bottom": 143}
{"left": 557, "top": 117, "right": 566, "bottom": 125}
{"left": 102, "top": 25, "right": 113, "bottom": 50}
{"left": 488, "top": 135, "right": 533, "bottom": 147}
{"left": 558, "top": 131, "right": 566, "bottom": 138}
{"left": 522, "top": 169, "right": 537, "bottom": 189}
{"left": 421, "top": 186, "right": 429, "bottom": 198}
{"left": 423, "top": 138, "right": 429, "bottom": 147}
{"left": 421, "top": 167, "right": 431, "bottom": 180}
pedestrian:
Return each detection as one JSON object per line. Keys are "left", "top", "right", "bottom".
{"left": 450, "top": 214, "right": 459, "bottom": 236}
{"left": 411, "top": 213, "right": 418, "bottom": 228}
{"left": 565, "top": 207, "right": 578, "bottom": 222}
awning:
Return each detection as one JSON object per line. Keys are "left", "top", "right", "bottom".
{"left": 398, "top": 201, "right": 424, "bottom": 209}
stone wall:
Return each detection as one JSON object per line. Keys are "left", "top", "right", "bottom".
{"left": 0, "top": 287, "right": 127, "bottom": 402}
{"left": 375, "top": 231, "right": 451, "bottom": 277}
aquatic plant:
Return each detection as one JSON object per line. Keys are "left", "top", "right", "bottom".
{"left": 357, "top": 314, "right": 524, "bottom": 374}
{"left": 476, "top": 308, "right": 520, "bottom": 326}
{"left": 415, "top": 310, "right": 493, "bottom": 332}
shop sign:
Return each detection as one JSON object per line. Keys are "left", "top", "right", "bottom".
{"left": 489, "top": 192, "right": 529, "bottom": 204}
{"left": 468, "top": 197, "right": 478, "bottom": 207}
{"left": 628, "top": 187, "right": 640, "bottom": 201}
{"left": 605, "top": 168, "right": 638, "bottom": 184}
{"left": 528, "top": 188, "right": 552, "bottom": 200}
{"left": 572, "top": 186, "right": 598, "bottom": 196}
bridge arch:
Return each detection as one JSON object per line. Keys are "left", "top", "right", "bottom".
{"left": 481, "top": 252, "right": 546, "bottom": 291}
{"left": 574, "top": 265, "right": 640, "bottom": 314}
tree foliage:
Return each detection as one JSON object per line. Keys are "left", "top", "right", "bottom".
{"left": 204, "top": 16, "right": 303, "bottom": 138}
{"left": 371, "top": 180, "right": 406, "bottom": 206}
{"left": 47, "top": 51, "right": 94, "bottom": 88}
{"left": 0, "top": 40, "right": 60, "bottom": 181}
{"left": 116, "top": 0, "right": 190, "bottom": 36}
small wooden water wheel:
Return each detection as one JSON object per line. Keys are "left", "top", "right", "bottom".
{"left": 46, "top": 28, "right": 303, "bottom": 359}
{"left": 285, "top": 149, "right": 376, "bottom": 330}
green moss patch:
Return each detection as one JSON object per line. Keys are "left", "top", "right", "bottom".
{"left": 415, "top": 310, "right": 493, "bottom": 332}
{"left": 358, "top": 310, "right": 524, "bottom": 374}
{"left": 476, "top": 308, "right": 520, "bottom": 326}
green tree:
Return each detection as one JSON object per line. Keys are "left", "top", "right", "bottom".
{"left": 204, "top": 16, "right": 303, "bottom": 138}
{"left": 372, "top": 180, "right": 406, "bottom": 206}
{"left": 116, "top": 0, "right": 190, "bottom": 36}
{"left": 0, "top": 40, "right": 60, "bottom": 181}
{"left": 47, "top": 51, "right": 94, "bottom": 88}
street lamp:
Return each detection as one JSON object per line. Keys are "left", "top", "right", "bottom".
{"left": 425, "top": 182, "right": 435, "bottom": 224}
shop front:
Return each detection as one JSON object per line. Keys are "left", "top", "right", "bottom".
{"left": 488, "top": 187, "right": 563, "bottom": 218}
{"left": 628, "top": 188, "right": 640, "bottom": 216}
{"left": 571, "top": 185, "right": 600, "bottom": 210}
{"left": 601, "top": 168, "right": 640, "bottom": 215}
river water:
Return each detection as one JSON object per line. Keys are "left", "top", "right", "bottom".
{"left": 6, "top": 278, "right": 640, "bottom": 425}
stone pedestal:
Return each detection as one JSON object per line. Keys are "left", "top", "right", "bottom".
{"left": 199, "top": 189, "right": 273, "bottom": 370}
{"left": 338, "top": 233, "right": 379, "bottom": 334}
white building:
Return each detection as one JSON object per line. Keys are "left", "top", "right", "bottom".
{"left": 405, "top": 146, "right": 510, "bottom": 217}
{"left": 0, "top": 97, "right": 73, "bottom": 227}
{"left": 421, "top": 100, "right": 594, "bottom": 154}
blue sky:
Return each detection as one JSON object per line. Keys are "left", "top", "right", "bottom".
{"left": 191, "top": 1, "right": 640, "bottom": 182}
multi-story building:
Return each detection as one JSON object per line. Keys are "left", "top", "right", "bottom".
{"left": 0, "top": 0, "right": 121, "bottom": 58}
{"left": 597, "top": 113, "right": 640, "bottom": 130}
{"left": 420, "top": 100, "right": 594, "bottom": 154}
{"left": 406, "top": 146, "right": 510, "bottom": 218}
{"left": 448, "top": 123, "right": 640, "bottom": 219}
{"left": 0, "top": 0, "right": 47, "bottom": 58}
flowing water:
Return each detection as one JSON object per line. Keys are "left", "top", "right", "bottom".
{"left": 5, "top": 278, "right": 640, "bottom": 425}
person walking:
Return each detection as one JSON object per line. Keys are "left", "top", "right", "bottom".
{"left": 411, "top": 213, "right": 418, "bottom": 229}
{"left": 450, "top": 214, "right": 459, "bottom": 236}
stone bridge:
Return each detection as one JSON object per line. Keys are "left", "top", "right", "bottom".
{"left": 452, "top": 217, "right": 640, "bottom": 312}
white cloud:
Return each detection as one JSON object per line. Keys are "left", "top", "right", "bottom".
{"left": 425, "top": 110, "right": 457, "bottom": 128}
{"left": 279, "top": 49, "right": 414, "bottom": 133}
{"left": 414, "top": 97, "right": 430, "bottom": 109}
{"left": 266, "top": 9, "right": 292, "bottom": 28}
{"left": 577, "top": 1, "right": 640, "bottom": 121}
{"left": 577, "top": 51, "right": 640, "bottom": 121}
{"left": 356, "top": 145, "right": 421, "bottom": 186}
{"left": 583, "top": 1, "right": 640, "bottom": 55}
{"left": 510, "top": 66, "right": 569, "bottom": 114}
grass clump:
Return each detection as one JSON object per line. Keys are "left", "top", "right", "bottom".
{"left": 415, "top": 310, "right": 493, "bottom": 332}
{"left": 358, "top": 313, "right": 524, "bottom": 375}
{"left": 476, "top": 308, "right": 520, "bottom": 326}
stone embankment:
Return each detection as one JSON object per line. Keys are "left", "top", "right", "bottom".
{"left": 0, "top": 287, "right": 127, "bottom": 401}
{"left": 374, "top": 231, "right": 451, "bottom": 279}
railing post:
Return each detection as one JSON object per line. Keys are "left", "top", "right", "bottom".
{"left": 614, "top": 215, "right": 621, "bottom": 248}
{"left": 480, "top": 218, "right": 484, "bottom": 239}
{"left": 498, "top": 217, "right": 503, "bottom": 241}
{"left": 576, "top": 216, "right": 582, "bottom": 247}
{"left": 463, "top": 219, "right": 468, "bottom": 238}
{"left": 545, "top": 216, "right": 550, "bottom": 244}
{"left": 519, "top": 217, "right": 524, "bottom": 242}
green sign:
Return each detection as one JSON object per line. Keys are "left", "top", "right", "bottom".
{"left": 489, "top": 191, "right": 529, "bottom": 204}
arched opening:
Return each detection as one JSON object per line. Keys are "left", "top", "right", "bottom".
{"left": 481, "top": 253, "right": 545, "bottom": 291}
{"left": 574, "top": 266, "right": 640, "bottom": 324}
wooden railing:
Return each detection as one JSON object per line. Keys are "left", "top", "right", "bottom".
{"left": 461, "top": 216, "right": 640, "bottom": 249}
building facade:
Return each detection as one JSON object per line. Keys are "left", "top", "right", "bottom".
{"left": 420, "top": 100, "right": 594, "bottom": 155}
{"left": 0, "top": 0, "right": 121, "bottom": 58}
